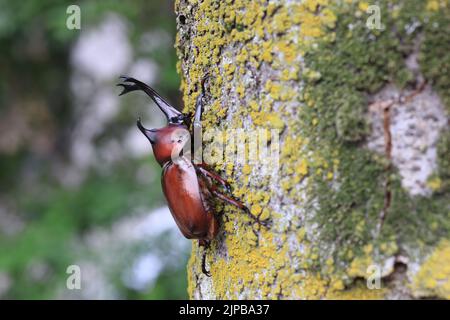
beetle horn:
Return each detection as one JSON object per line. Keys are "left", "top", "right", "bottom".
{"left": 118, "top": 76, "right": 182, "bottom": 122}
{"left": 137, "top": 117, "right": 156, "bottom": 143}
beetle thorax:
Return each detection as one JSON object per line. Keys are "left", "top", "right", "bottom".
{"left": 151, "top": 124, "right": 190, "bottom": 166}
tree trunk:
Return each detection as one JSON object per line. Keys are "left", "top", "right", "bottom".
{"left": 174, "top": 0, "right": 450, "bottom": 299}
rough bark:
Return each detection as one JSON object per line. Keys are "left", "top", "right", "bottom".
{"left": 174, "top": 0, "right": 450, "bottom": 299}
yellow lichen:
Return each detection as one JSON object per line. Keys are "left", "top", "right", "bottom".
{"left": 297, "top": 159, "right": 309, "bottom": 176}
{"left": 326, "top": 282, "right": 386, "bottom": 300}
{"left": 348, "top": 255, "right": 374, "bottom": 278}
{"left": 427, "top": 176, "right": 442, "bottom": 191}
{"left": 250, "top": 203, "right": 262, "bottom": 216}
{"left": 412, "top": 240, "right": 450, "bottom": 299}
{"left": 242, "top": 164, "right": 252, "bottom": 175}
{"left": 250, "top": 111, "right": 285, "bottom": 129}
{"left": 426, "top": 0, "right": 440, "bottom": 11}
{"left": 358, "top": 1, "right": 369, "bottom": 12}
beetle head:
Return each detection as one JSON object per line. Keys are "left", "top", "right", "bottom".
{"left": 117, "top": 77, "right": 193, "bottom": 165}
{"left": 137, "top": 118, "right": 190, "bottom": 166}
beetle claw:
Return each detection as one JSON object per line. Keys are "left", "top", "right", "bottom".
{"left": 258, "top": 218, "right": 272, "bottom": 228}
{"left": 202, "top": 268, "right": 211, "bottom": 277}
{"left": 242, "top": 206, "right": 271, "bottom": 228}
{"left": 200, "top": 73, "right": 209, "bottom": 92}
{"left": 223, "top": 182, "right": 232, "bottom": 194}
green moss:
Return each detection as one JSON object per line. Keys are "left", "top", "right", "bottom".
{"left": 335, "top": 93, "right": 369, "bottom": 142}
{"left": 436, "top": 130, "right": 450, "bottom": 191}
{"left": 420, "top": 4, "right": 450, "bottom": 112}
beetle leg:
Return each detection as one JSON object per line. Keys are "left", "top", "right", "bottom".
{"left": 192, "top": 74, "right": 209, "bottom": 130}
{"left": 208, "top": 185, "right": 271, "bottom": 228}
{"left": 194, "top": 164, "right": 232, "bottom": 193}
{"left": 192, "top": 75, "right": 209, "bottom": 164}
{"left": 209, "top": 186, "right": 267, "bottom": 246}
{"left": 198, "top": 240, "right": 211, "bottom": 277}
{"left": 198, "top": 169, "right": 271, "bottom": 228}
{"left": 192, "top": 90, "right": 204, "bottom": 130}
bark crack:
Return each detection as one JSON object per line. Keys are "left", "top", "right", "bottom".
{"left": 370, "top": 81, "right": 427, "bottom": 234}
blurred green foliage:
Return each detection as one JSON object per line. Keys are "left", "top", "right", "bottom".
{"left": 0, "top": 0, "right": 187, "bottom": 299}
